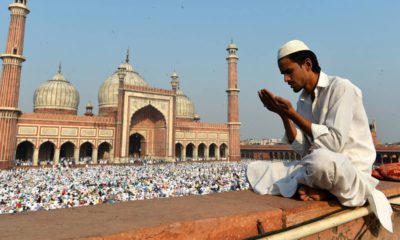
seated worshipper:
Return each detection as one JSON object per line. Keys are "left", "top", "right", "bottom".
{"left": 247, "top": 40, "right": 393, "bottom": 232}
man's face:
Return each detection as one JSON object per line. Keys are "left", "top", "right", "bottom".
{"left": 278, "top": 57, "right": 309, "bottom": 93}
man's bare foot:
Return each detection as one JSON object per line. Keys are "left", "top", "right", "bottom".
{"left": 297, "top": 185, "right": 330, "bottom": 201}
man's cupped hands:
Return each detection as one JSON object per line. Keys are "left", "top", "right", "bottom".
{"left": 258, "top": 88, "right": 294, "bottom": 117}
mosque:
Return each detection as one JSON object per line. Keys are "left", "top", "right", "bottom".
{"left": 0, "top": 0, "right": 241, "bottom": 168}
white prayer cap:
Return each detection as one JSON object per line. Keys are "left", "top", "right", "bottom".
{"left": 277, "top": 40, "right": 310, "bottom": 60}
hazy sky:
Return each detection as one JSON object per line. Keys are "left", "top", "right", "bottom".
{"left": 0, "top": 1, "right": 399, "bottom": 143}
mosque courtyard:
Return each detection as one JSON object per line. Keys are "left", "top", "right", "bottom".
{"left": 0, "top": 161, "right": 251, "bottom": 215}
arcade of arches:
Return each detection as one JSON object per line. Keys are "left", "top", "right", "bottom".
{"left": 15, "top": 140, "right": 113, "bottom": 166}
{"left": 175, "top": 142, "right": 228, "bottom": 161}
{"left": 16, "top": 140, "right": 229, "bottom": 165}
{"left": 241, "top": 151, "right": 302, "bottom": 161}
{"left": 376, "top": 152, "right": 400, "bottom": 164}
{"left": 17, "top": 139, "right": 400, "bottom": 165}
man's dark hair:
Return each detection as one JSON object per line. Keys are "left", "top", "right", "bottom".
{"left": 286, "top": 50, "right": 321, "bottom": 73}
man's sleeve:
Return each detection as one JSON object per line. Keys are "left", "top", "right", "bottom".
{"left": 282, "top": 127, "right": 310, "bottom": 157}
{"left": 312, "top": 80, "right": 355, "bottom": 152}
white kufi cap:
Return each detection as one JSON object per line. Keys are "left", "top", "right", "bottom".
{"left": 278, "top": 40, "right": 310, "bottom": 60}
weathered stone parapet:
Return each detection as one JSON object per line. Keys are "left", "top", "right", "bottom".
{"left": 0, "top": 181, "right": 398, "bottom": 239}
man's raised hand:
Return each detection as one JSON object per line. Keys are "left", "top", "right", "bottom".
{"left": 275, "top": 96, "right": 295, "bottom": 116}
{"left": 258, "top": 88, "right": 283, "bottom": 115}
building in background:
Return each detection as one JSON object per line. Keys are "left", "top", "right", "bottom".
{"left": 241, "top": 138, "right": 283, "bottom": 145}
{"left": 241, "top": 121, "right": 400, "bottom": 165}
{"left": 0, "top": 0, "right": 241, "bottom": 168}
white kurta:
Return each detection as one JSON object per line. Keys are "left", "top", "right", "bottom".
{"left": 247, "top": 72, "right": 393, "bottom": 232}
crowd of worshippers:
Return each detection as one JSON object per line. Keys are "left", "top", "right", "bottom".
{"left": 0, "top": 161, "right": 250, "bottom": 214}
{"left": 14, "top": 156, "right": 169, "bottom": 167}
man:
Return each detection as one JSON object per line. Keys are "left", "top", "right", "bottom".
{"left": 247, "top": 40, "right": 392, "bottom": 232}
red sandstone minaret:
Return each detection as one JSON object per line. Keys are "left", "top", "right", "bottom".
{"left": 0, "top": 0, "right": 30, "bottom": 169}
{"left": 114, "top": 66, "right": 126, "bottom": 163}
{"left": 170, "top": 71, "right": 179, "bottom": 160}
{"left": 226, "top": 41, "right": 241, "bottom": 161}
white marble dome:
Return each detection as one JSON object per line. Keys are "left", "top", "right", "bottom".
{"left": 34, "top": 67, "right": 79, "bottom": 112}
{"left": 98, "top": 57, "right": 149, "bottom": 109}
{"left": 171, "top": 71, "right": 197, "bottom": 119}
{"left": 176, "top": 89, "right": 196, "bottom": 119}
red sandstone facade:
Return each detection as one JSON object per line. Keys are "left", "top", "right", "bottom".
{"left": 0, "top": 1, "right": 241, "bottom": 168}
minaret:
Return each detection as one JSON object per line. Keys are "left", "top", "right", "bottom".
{"left": 114, "top": 65, "right": 126, "bottom": 162}
{"left": 170, "top": 71, "right": 178, "bottom": 160}
{"left": 226, "top": 41, "right": 241, "bottom": 161}
{"left": 0, "top": 1, "right": 30, "bottom": 169}
{"left": 84, "top": 102, "right": 94, "bottom": 116}
{"left": 170, "top": 70, "right": 179, "bottom": 91}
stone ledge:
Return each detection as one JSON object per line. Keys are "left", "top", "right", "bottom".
{"left": 0, "top": 181, "right": 398, "bottom": 240}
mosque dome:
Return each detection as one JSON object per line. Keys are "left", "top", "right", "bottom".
{"left": 33, "top": 65, "right": 80, "bottom": 114}
{"left": 176, "top": 89, "right": 196, "bottom": 119}
{"left": 98, "top": 51, "right": 150, "bottom": 109}
{"left": 171, "top": 71, "right": 197, "bottom": 120}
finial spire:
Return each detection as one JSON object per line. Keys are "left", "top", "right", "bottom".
{"left": 58, "top": 62, "right": 62, "bottom": 74}
{"left": 125, "top": 48, "right": 130, "bottom": 63}
{"left": 170, "top": 70, "right": 180, "bottom": 90}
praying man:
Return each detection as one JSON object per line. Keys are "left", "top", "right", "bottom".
{"left": 247, "top": 40, "right": 393, "bottom": 232}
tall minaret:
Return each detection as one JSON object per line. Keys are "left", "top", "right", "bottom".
{"left": 170, "top": 71, "right": 179, "bottom": 160}
{"left": 0, "top": 0, "right": 30, "bottom": 169}
{"left": 226, "top": 41, "right": 241, "bottom": 161}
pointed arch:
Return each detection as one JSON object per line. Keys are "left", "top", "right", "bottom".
{"left": 219, "top": 143, "right": 228, "bottom": 160}
{"left": 16, "top": 141, "right": 34, "bottom": 166}
{"left": 175, "top": 143, "right": 183, "bottom": 161}
{"left": 130, "top": 104, "right": 167, "bottom": 158}
{"left": 131, "top": 103, "right": 167, "bottom": 125}
{"left": 39, "top": 141, "right": 55, "bottom": 165}
{"left": 131, "top": 104, "right": 166, "bottom": 128}
{"left": 186, "top": 143, "right": 195, "bottom": 160}
{"left": 98, "top": 142, "right": 112, "bottom": 163}
{"left": 79, "top": 141, "right": 93, "bottom": 164}
{"left": 60, "top": 141, "right": 75, "bottom": 160}
{"left": 198, "top": 143, "right": 206, "bottom": 161}
{"left": 209, "top": 143, "right": 217, "bottom": 160}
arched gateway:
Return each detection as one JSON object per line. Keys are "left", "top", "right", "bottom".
{"left": 130, "top": 105, "right": 166, "bottom": 158}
